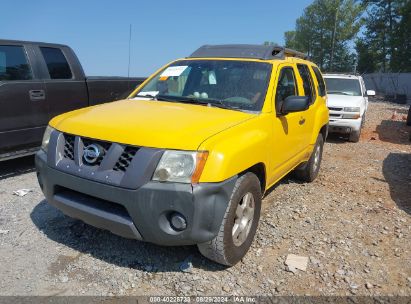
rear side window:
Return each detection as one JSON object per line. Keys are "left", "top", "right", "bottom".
{"left": 0, "top": 45, "right": 32, "bottom": 81}
{"left": 275, "top": 67, "right": 298, "bottom": 113}
{"left": 312, "top": 66, "right": 326, "bottom": 97}
{"left": 297, "top": 64, "right": 316, "bottom": 103}
{"left": 40, "top": 47, "right": 72, "bottom": 79}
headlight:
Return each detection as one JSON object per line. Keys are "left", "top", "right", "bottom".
{"left": 152, "top": 150, "right": 208, "bottom": 183}
{"left": 41, "top": 126, "right": 55, "bottom": 152}
{"left": 342, "top": 113, "right": 361, "bottom": 119}
{"left": 343, "top": 107, "right": 360, "bottom": 112}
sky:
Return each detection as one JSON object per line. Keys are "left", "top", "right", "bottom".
{"left": 1, "top": 0, "right": 313, "bottom": 76}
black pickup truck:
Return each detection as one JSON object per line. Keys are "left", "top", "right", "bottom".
{"left": 0, "top": 39, "right": 146, "bottom": 160}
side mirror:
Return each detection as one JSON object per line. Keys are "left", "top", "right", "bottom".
{"left": 280, "top": 96, "right": 310, "bottom": 115}
{"left": 366, "top": 90, "right": 376, "bottom": 96}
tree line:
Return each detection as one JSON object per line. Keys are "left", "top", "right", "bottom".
{"left": 279, "top": 0, "right": 411, "bottom": 73}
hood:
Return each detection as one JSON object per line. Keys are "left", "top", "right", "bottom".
{"left": 327, "top": 94, "right": 364, "bottom": 108}
{"left": 50, "top": 99, "right": 255, "bottom": 150}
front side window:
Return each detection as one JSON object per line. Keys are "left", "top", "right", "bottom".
{"left": 0, "top": 45, "right": 32, "bottom": 81}
{"left": 297, "top": 64, "right": 316, "bottom": 103}
{"left": 132, "top": 60, "right": 272, "bottom": 111}
{"left": 40, "top": 47, "right": 72, "bottom": 79}
{"left": 275, "top": 67, "right": 298, "bottom": 113}
{"left": 324, "top": 78, "right": 362, "bottom": 96}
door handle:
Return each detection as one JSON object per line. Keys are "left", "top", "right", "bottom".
{"left": 299, "top": 117, "right": 306, "bottom": 125}
{"left": 29, "top": 90, "right": 46, "bottom": 101}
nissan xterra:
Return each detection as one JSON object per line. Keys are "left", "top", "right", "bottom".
{"left": 36, "top": 45, "right": 329, "bottom": 266}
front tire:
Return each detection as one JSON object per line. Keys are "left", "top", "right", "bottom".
{"left": 294, "top": 133, "right": 324, "bottom": 182}
{"left": 197, "top": 173, "right": 262, "bottom": 266}
{"left": 349, "top": 129, "right": 361, "bottom": 142}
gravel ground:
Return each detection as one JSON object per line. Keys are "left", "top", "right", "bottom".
{"left": 0, "top": 99, "right": 410, "bottom": 296}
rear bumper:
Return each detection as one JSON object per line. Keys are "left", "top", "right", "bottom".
{"left": 35, "top": 150, "right": 236, "bottom": 245}
{"left": 329, "top": 117, "right": 362, "bottom": 133}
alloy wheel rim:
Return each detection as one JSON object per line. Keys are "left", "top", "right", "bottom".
{"left": 232, "top": 192, "right": 255, "bottom": 247}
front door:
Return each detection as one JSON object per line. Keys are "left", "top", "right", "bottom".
{"left": 0, "top": 43, "right": 48, "bottom": 152}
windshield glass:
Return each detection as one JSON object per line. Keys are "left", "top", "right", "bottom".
{"left": 324, "top": 78, "right": 362, "bottom": 96}
{"left": 131, "top": 60, "right": 272, "bottom": 111}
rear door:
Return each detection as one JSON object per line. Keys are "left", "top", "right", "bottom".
{"left": 0, "top": 42, "right": 48, "bottom": 152}
{"left": 296, "top": 63, "right": 319, "bottom": 148}
{"left": 34, "top": 45, "right": 88, "bottom": 120}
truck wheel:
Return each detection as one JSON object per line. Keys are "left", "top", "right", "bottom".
{"left": 407, "top": 105, "right": 411, "bottom": 126}
{"left": 349, "top": 129, "right": 361, "bottom": 142}
{"left": 197, "top": 172, "right": 262, "bottom": 266}
{"left": 293, "top": 133, "right": 324, "bottom": 182}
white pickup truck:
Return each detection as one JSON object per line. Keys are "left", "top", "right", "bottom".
{"left": 323, "top": 74, "right": 375, "bottom": 142}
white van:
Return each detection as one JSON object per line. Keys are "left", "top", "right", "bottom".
{"left": 324, "top": 74, "right": 375, "bottom": 142}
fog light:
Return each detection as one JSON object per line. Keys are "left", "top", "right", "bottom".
{"left": 170, "top": 212, "right": 187, "bottom": 231}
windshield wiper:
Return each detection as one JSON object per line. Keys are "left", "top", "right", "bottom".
{"left": 204, "top": 98, "right": 235, "bottom": 109}
{"left": 156, "top": 95, "right": 236, "bottom": 110}
{"left": 134, "top": 94, "right": 157, "bottom": 100}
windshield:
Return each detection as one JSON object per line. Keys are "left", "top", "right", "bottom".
{"left": 324, "top": 78, "right": 362, "bottom": 96}
{"left": 131, "top": 60, "right": 272, "bottom": 111}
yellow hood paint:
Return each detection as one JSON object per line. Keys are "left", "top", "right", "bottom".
{"left": 49, "top": 99, "right": 255, "bottom": 150}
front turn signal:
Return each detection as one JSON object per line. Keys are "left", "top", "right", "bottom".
{"left": 191, "top": 151, "right": 209, "bottom": 184}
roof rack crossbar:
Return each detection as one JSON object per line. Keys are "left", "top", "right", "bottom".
{"left": 188, "top": 44, "right": 308, "bottom": 60}
{"left": 272, "top": 46, "right": 308, "bottom": 60}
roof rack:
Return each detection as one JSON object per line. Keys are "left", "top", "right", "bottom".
{"left": 323, "top": 72, "right": 360, "bottom": 76}
{"left": 188, "top": 44, "right": 308, "bottom": 60}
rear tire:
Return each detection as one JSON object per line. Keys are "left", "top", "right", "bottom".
{"left": 294, "top": 134, "right": 324, "bottom": 182}
{"left": 197, "top": 172, "right": 262, "bottom": 266}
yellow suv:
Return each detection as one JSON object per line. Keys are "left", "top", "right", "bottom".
{"left": 36, "top": 45, "right": 329, "bottom": 266}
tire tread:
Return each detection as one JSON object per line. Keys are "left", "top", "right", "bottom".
{"left": 198, "top": 173, "right": 261, "bottom": 266}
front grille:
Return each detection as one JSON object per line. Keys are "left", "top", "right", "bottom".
{"left": 63, "top": 134, "right": 75, "bottom": 160}
{"left": 62, "top": 134, "right": 139, "bottom": 173}
{"left": 330, "top": 113, "right": 341, "bottom": 117}
{"left": 113, "top": 146, "right": 139, "bottom": 172}
{"left": 328, "top": 107, "right": 343, "bottom": 111}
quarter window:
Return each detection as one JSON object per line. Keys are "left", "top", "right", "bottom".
{"left": 0, "top": 45, "right": 32, "bottom": 81}
{"left": 275, "top": 67, "right": 298, "bottom": 113}
{"left": 312, "top": 66, "right": 326, "bottom": 97}
{"left": 40, "top": 47, "right": 72, "bottom": 79}
{"left": 297, "top": 64, "right": 316, "bottom": 103}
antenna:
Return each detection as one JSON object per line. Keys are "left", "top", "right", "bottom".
{"left": 127, "top": 24, "right": 132, "bottom": 90}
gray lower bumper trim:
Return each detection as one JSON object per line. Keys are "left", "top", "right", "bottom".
{"left": 54, "top": 191, "right": 142, "bottom": 240}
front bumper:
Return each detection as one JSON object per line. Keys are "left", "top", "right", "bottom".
{"left": 35, "top": 150, "right": 236, "bottom": 246}
{"left": 329, "top": 117, "right": 362, "bottom": 134}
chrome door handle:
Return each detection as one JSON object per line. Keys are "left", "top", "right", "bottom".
{"left": 29, "top": 90, "right": 46, "bottom": 101}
